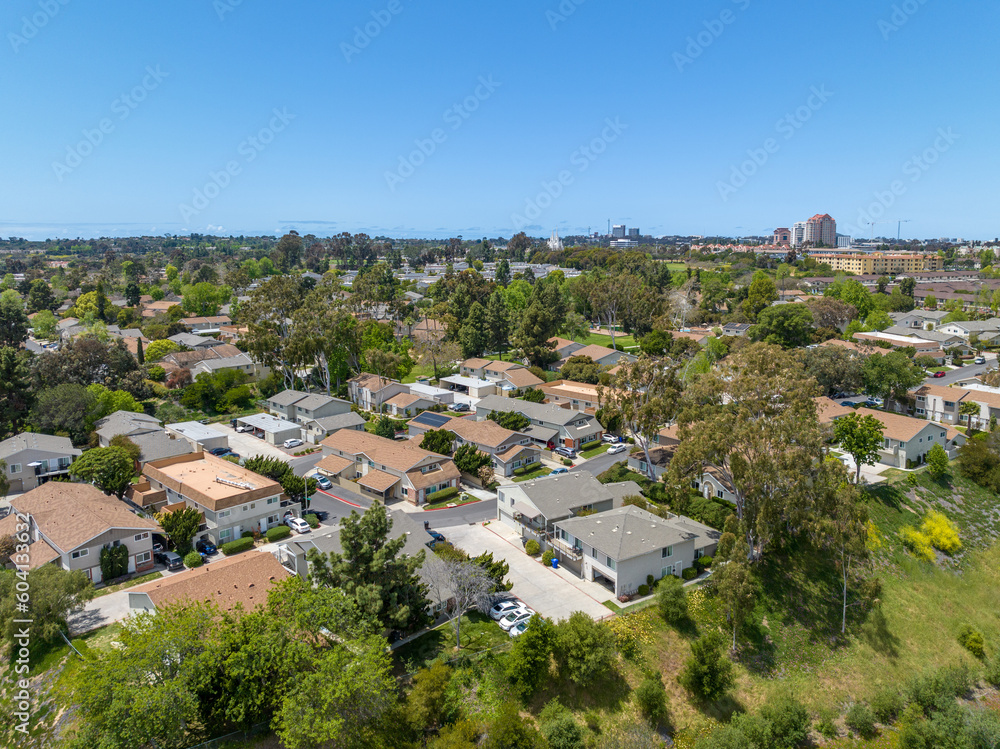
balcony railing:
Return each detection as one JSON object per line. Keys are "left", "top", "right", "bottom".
{"left": 548, "top": 536, "right": 584, "bottom": 562}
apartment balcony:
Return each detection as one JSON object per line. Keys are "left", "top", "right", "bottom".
{"left": 548, "top": 536, "right": 584, "bottom": 562}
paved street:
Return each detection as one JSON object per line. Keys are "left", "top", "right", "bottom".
{"left": 922, "top": 360, "right": 995, "bottom": 386}
{"left": 571, "top": 449, "right": 626, "bottom": 478}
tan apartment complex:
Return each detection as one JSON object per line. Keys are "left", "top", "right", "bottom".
{"left": 809, "top": 252, "right": 944, "bottom": 275}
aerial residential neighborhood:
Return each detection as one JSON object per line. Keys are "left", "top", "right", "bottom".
{"left": 2, "top": 3, "right": 999, "bottom": 748}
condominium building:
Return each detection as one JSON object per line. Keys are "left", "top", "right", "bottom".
{"left": 791, "top": 222, "right": 807, "bottom": 248}
{"left": 809, "top": 252, "right": 944, "bottom": 274}
{"left": 805, "top": 214, "right": 837, "bottom": 247}
{"left": 772, "top": 228, "right": 791, "bottom": 246}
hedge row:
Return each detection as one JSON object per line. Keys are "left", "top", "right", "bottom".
{"left": 426, "top": 486, "right": 459, "bottom": 504}
{"left": 513, "top": 463, "right": 543, "bottom": 477}
{"left": 221, "top": 537, "right": 254, "bottom": 556}
{"left": 265, "top": 525, "right": 292, "bottom": 542}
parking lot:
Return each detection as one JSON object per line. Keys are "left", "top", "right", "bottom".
{"left": 205, "top": 423, "right": 301, "bottom": 461}
{"left": 444, "top": 522, "right": 612, "bottom": 622}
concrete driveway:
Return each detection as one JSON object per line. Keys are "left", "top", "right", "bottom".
{"left": 445, "top": 522, "right": 613, "bottom": 622}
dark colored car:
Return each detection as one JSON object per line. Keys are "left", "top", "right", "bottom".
{"left": 308, "top": 510, "right": 329, "bottom": 522}
{"left": 196, "top": 539, "right": 218, "bottom": 556}
{"left": 451, "top": 403, "right": 471, "bottom": 412}
{"left": 154, "top": 551, "right": 184, "bottom": 571}
{"left": 840, "top": 400, "right": 859, "bottom": 408}
{"left": 427, "top": 529, "right": 446, "bottom": 544}
{"left": 209, "top": 447, "right": 233, "bottom": 456}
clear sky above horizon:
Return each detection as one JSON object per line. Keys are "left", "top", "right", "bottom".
{"left": 3, "top": 0, "right": 998, "bottom": 242}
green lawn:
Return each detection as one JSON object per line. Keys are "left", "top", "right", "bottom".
{"left": 393, "top": 612, "right": 511, "bottom": 674}
{"left": 580, "top": 442, "right": 610, "bottom": 459}
{"left": 511, "top": 464, "right": 547, "bottom": 482}
{"left": 95, "top": 570, "right": 162, "bottom": 597}
{"left": 402, "top": 362, "right": 443, "bottom": 384}
{"left": 424, "top": 493, "right": 482, "bottom": 511}
{"left": 578, "top": 331, "right": 639, "bottom": 350}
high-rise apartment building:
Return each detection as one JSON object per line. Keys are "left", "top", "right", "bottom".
{"left": 627, "top": 228, "right": 640, "bottom": 238}
{"left": 805, "top": 214, "right": 837, "bottom": 247}
{"left": 612, "top": 225, "right": 626, "bottom": 238}
{"left": 791, "top": 222, "right": 807, "bottom": 248}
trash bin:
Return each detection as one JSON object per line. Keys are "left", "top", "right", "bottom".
{"left": 551, "top": 558, "right": 559, "bottom": 569}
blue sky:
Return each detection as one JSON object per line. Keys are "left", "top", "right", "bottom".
{"left": 2, "top": 0, "right": 998, "bottom": 241}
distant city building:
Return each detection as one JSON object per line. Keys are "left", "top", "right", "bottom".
{"left": 612, "top": 224, "right": 626, "bottom": 239}
{"left": 772, "top": 227, "right": 791, "bottom": 246}
{"left": 836, "top": 234, "right": 852, "bottom": 248}
{"left": 627, "top": 228, "right": 640, "bottom": 238}
{"left": 805, "top": 214, "right": 837, "bottom": 247}
{"left": 809, "top": 252, "right": 943, "bottom": 274}
{"left": 548, "top": 231, "right": 563, "bottom": 251}
{"left": 791, "top": 222, "right": 807, "bottom": 248}
{"left": 610, "top": 238, "right": 638, "bottom": 249}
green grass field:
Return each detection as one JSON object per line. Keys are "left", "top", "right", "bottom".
{"left": 394, "top": 612, "right": 511, "bottom": 674}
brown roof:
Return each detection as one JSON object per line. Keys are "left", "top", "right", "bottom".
{"left": 321, "top": 430, "right": 451, "bottom": 474}
{"left": 142, "top": 453, "right": 283, "bottom": 511}
{"left": 446, "top": 416, "right": 520, "bottom": 449}
{"left": 656, "top": 424, "right": 681, "bottom": 444}
{"left": 385, "top": 393, "right": 425, "bottom": 409}
{"left": 163, "top": 344, "right": 243, "bottom": 367}
{"left": 356, "top": 469, "right": 400, "bottom": 493}
{"left": 820, "top": 339, "right": 876, "bottom": 355}
{"left": 852, "top": 407, "right": 962, "bottom": 443}
{"left": 496, "top": 444, "right": 539, "bottom": 463}
{"left": 406, "top": 462, "right": 461, "bottom": 491}
{"left": 503, "top": 368, "right": 543, "bottom": 388}
{"left": 315, "top": 454, "right": 354, "bottom": 476}
{"left": 461, "top": 358, "right": 491, "bottom": 370}
{"left": 548, "top": 337, "right": 577, "bottom": 352}
{"left": 814, "top": 397, "right": 856, "bottom": 424}
{"left": 130, "top": 552, "right": 289, "bottom": 613}
{"left": 539, "top": 379, "right": 602, "bottom": 401}
{"left": 350, "top": 372, "right": 399, "bottom": 393}
{"left": 564, "top": 344, "right": 618, "bottom": 362}
{"left": 9, "top": 483, "right": 162, "bottom": 554}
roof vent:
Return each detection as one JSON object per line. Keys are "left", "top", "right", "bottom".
{"left": 215, "top": 476, "right": 255, "bottom": 490}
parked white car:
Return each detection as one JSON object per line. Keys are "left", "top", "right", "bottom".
{"left": 285, "top": 517, "right": 311, "bottom": 534}
{"left": 509, "top": 620, "right": 530, "bottom": 637}
{"left": 607, "top": 443, "right": 628, "bottom": 455}
{"left": 499, "top": 608, "right": 534, "bottom": 631}
{"left": 489, "top": 599, "right": 522, "bottom": 621}
{"left": 283, "top": 438, "right": 304, "bottom": 449}
{"left": 602, "top": 434, "right": 619, "bottom": 444}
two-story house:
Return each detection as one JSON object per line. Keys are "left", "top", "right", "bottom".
{"left": 840, "top": 407, "right": 965, "bottom": 468}
{"left": 552, "top": 344, "right": 637, "bottom": 371}
{"left": 8, "top": 482, "right": 161, "bottom": 583}
{"left": 348, "top": 373, "right": 411, "bottom": 412}
{"left": 937, "top": 318, "right": 1000, "bottom": 345}
{"left": 406, "top": 412, "right": 540, "bottom": 477}
{"left": 552, "top": 505, "right": 718, "bottom": 598}
{"left": 180, "top": 315, "right": 232, "bottom": 334}
{"left": 496, "top": 471, "right": 642, "bottom": 549}
{"left": 135, "top": 453, "right": 285, "bottom": 547}
{"left": 457, "top": 359, "right": 544, "bottom": 395}
{"left": 266, "top": 389, "right": 354, "bottom": 425}
{"left": 473, "top": 395, "right": 604, "bottom": 450}
{"left": 317, "top": 431, "right": 460, "bottom": 505}
{"left": 536, "top": 380, "right": 604, "bottom": 413}
{"left": 0, "top": 433, "right": 82, "bottom": 494}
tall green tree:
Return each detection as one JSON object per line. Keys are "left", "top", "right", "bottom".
{"left": 750, "top": 305, "right": 815, "bottom": 348}
{"left": 0, "top": 346, "right": 33, "bottom": 438}
{"left": 743, "top": 271, "right": 778, "bottom": 320}
{"left": 155, "top": 506, "right": 204, "bottom": 553}
{"left": 69, "top": 446, "right": 135, "bottom": 498}
{"left": 552, "top": 611, "right": 617, "bottom": 687}
{"left": 0, "top": 565, "right": 93, "bottom": 649}
{"left": 458, "top": 301, "right": 489, "bottom": 358}
{"left": 0, "top": 293, "right": 29, "bottom": 347}
{"left": 834, "top": 412, "right": 885, "bottom": 483}
{"left": 30, "top": 383, "right": 97, "bottom": 445}
{"left": 506, "top": 616, "right": 555, "bottom": 698}
{"left": 862, "top": 351, "right": 924, "bottom": 405}
{"left": 420, "top": 429, "right": 455, "bottom": 456}
{"left": 714, "top": 555, "right": 757, "bottom": 651}
{"left": 239, "top": 276, "right": 305, "bottom": 390}
{"left": 306, "top": 504, "right": 430, "bottom": 632}
{"left": 484, "top": 290, "right": 512, "bottom": 359}
{"left": 26, "top": 279, "right": 58, "bottom": 314}
{"left": 514, "top": 300, "right": 559, "bottom": 368}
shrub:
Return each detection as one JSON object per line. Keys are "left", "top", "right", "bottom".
{"left": 696, "top": 555, "right": 713, "bottom": 569}
{"left": 871, "top": 687, "right": 904, "bottom": 723}
{"left": 846, "top": 702, "right": 877, "bottom": 737}
{"left": 906, "top": 664, "right": 973, "bottom": 715}
{"left": 541, "top": 550, "right": 555, "bottom": 567}
{"left": 657, "top": 576, "right": 688, "bottom": 625}
{"left": 582, "top": 710, "right": 601, "bottom": 732}
{"left": 634, "top": 671, "right": 669, "bottom": 725}
{"left": 926, "top": 443, "right": 950, "bottom": 479}
{"left": 221, "top": 536, "right": 254, "bottom": 556}
{"left": 921, "top": 510, "right": 961, "bottom": 554}
{"left": 183, "top": 551, "right": 203, "bottom": 568}
{"left": 525, "top": 539, "right": 541, "bottom": 556}
{"left": 303, "top": 513, "right": 319, "bottom": 528}
{"left": 900, "top": 525, "right": 936, "bottom": 562}
{"left": 426, "top": 486, "right": 459, "bottom": 504}
{"left": 761, "top": 693, "right": 810, "bottom": 748}
{"left": 637, "top": 584, "right": 650, "bottom": 597}
{"left": 539, "top": 700, "right": 583, "bottom": 749}
{"left": 240, "top": 530, "right": 255, "bottom": 540}
{"left": 958, "top": 625, "right": 986, "bottom": 659}
{"left": 561, "top": 458, "right": 573, "bottom": 466}
{"left": 985, "top": 657, "right": 1000, "bottom": 688}
{"left": 815, "top": 707, "right": 839, "bottom": 739}
{"left": 265, "top": 525, "right": 292, "bottom": 542}
{"left": 553, "top": 612, "right": 617, "bottom": 687}
{"left": 513, "top": 463, "right": 543, "bottom": 477}
{"left": 678, "top": 631, "right": 733, "bottom": 701}
{"left": 580, "top": 439, "right": 601, "bottom": 451}
{"left": 682, "top": 566, "right": 698, "bottom": 580}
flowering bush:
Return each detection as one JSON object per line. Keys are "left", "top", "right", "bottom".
{"left": 606, "top": 610, "right": 656, "bottom": 661}
{"left": 900, "top": 526, "right": 935, "bottom": 562}
{"left": 921, "top": 510, "right": 961, "bottom": 554}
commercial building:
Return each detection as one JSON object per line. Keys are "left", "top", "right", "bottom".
{"left": 772, "top": 228, "right": 791, "bottom": 246}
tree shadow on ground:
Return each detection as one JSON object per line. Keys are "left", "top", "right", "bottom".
{"left": 858, "top": 607, "right": 900, "bottom": 660}
{"left": 693, "top": 693, "right": 745, "bottom": 722}
{"left": 533, "top": 668, "right": 632, "bottom": 714}
{"left": 733, "top": 619, "right": 779, "bottom": 676}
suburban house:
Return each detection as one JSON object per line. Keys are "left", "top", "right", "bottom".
{"left": 132, "top": 453, "right": 285, "bottom": 546}
{"left": 457, "top": 359, "right": 544, "bottom": 394}
{"left": 266, "top": 389, "right": 354, "bottom": 425}
{"left": 851, "top": 332, "right": 946, "bottom": 362}
{"left": 167, "top": 332, "right": 226, "bottom": 349}
{"left": 496, "top": 471, "right": 643, "bottom": 549}
{"left": 553, "top": 344, "right": 637, "bottom": 371}
{"left": 546, "top": 337, "right": 585, "bottom": 360}
{"left": 166, "top": 422, "right": 230, "bottom": 453}
{"left": 299, "top": 412, "right": 367, "bottom": 443}
{"left": 8, "top": 482, "right": 161, "bottom": 583}
{"left": 317, "top": 431, "right": 460, "bottom": 505}
{"left": 406, "top": 411, "right": 541, "bottom": 478}
{"left": 275, "top": 509, "right": 452, "bottom": 619}
{"left": 190, "top": 352, "right": 269, "bottom": 380}
{"left": 95, "top": 411, "right": 192, "bottom": 464}
{"left": 937, "top": 319, "right": 1000, "bottom": 344}
{"left": 537, "top": 380, "right": 604, "bottom": 413}
{"left": 128, "top": 552, "right": 289, "bottom": 614}
{"left": 180, "top": 315, "right": 232, "bottom": 334}
{"left": 552, "top": 505, "right": 719, "bottom": 598}
{"left": 889, "top": 310, "right": 950, "bottom": 331}
{"left": 913, "top": 384, "right": 1000, "bottom": 429}
{"left": 384, "top": 393, "right": 439, "bottom": 418}
{"left": 0, "top": 433, "right": 82, "bottom": 494}
{"left": 833, "top": 407, "right": 966, "bottom": 468}
{"left": 722, "top": 323, "right": 752, "bottom": 337}
{"left": 348, "top": 373, "right": 410, "bottom": 411}
{"left": 473, "top": 395, "right": 604, "bottom": 450}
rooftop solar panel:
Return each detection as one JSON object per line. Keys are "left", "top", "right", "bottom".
{"left": 412, "top": 411, "right": 451, "bottom": 428}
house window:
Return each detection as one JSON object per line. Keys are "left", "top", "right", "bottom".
{"left": 944, "top": 401, "right": 955, "bottom": 408}
{"left": 605, "top": 556, "right": 616, "bottom": 571}
{"left": 219, "top": 528, "right": 233, "bottom": 542}
{"left": 71, "top": 549, "right": 88, "bottom": 559}
{"left": 916, "top": 408, "right": 926, "bottom": 415}
{"left": 916, "top": 396, "right": 925, "bottom": 403}
{"left": 899, "top": 441, "right": 906, "bottom": 448}
{"left": 662, "top": 565, "right": 674, "bottom": 577}
{"left": 267, "top": 497, "right": 278, "bottom": 505}
{"left": 716, "top": 489, "right": 724, "bottom": 499}
{"left": 267, "top": 515, "right": 279, "bottom": 525}
{"left": 940, "top": 432, "right": 946, "bottom": 438}
{"left": 662, "top": 546, "right": 673, "bottom": 558}
{"left": 134, "top": 532, "right": 149, "bottom": 542}
{"left": 218, "top": 509, "right": 231, "bottom": 519}
{"left": 884, "top": 438, "right": 891, "bottom": 449}
{"left": 135, "top": 551, "right": 151, "bottom": 565}
{"left": 9, "top": 463, "right": 20, "bottom": 474}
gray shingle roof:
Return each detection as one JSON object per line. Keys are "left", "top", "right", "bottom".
{"left": 514, "top": 471, "right": 641, "bottom": 521}
{"left": 0, "top": 433, "right": 81, "bottom": 461}
{"left": 474, "top": 395, "right": 597, "bottom": 428}
{"left": 556, "top": 505, "right": 716, "bottom": 562}
{"left": 268, "top": 389, "right": 310, "bottom": 407}
{"left": 307, "top": 413, "right": 367, "bottom": 432}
